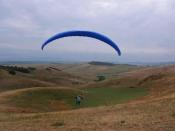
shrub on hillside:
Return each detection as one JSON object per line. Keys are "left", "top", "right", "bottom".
{"left": 8, "top": 70, "right": 16, "bottom": 75}
{"left": 0, "top": 65, "right": 31, "bottom": 73}
{"left": 28, "top": 67, "right": 36, "bottom": 71}
{"left": 96, "top": 75, "right": 106, "bottom": 81}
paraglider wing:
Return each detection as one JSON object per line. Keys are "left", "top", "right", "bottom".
{"left": 41, "top": 31, "right": 121, "bottom": 56}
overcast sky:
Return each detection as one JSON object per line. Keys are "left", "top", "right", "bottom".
{"left": 0, "top": 0, "right": 175, "bottom": 63}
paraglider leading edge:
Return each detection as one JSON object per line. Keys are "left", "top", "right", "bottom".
{"left": 41, "top": 30, "right": 121, "bottom": 56}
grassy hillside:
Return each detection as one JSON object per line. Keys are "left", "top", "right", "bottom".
{"left": 55, "top": 63, "right": 141, "bottom": 80}
{"left": 80, "top": 87, "right": 147, "bottom": 107}
{"left": 0, "top": 69, "right": 55, "bottom": 91}
{"left": 0, "top": 64, "right": 175, "bottom": 130}
{"left": 0, "top": 90, "right": 174, "bottom": 131}
{"left": 0, "top": 86, "right": 147, "bottom": 113}
{"left": 1, "top": 64, "right": 175, "bottom": 113}
{"left": 86, "top": 65, "right": 175, "bottom": 98}
{"left": 0, "top": 65, "right": 85, "bottom": 92}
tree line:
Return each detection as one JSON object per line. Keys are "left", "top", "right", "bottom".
{"left": 0, "top": 65, "right": 36, "bottom": 75}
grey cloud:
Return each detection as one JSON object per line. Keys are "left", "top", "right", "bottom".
{"left": 0, "top": 0, "right": 175, "bottom": 62}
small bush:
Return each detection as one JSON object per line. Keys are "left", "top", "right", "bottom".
{"left": 129, "top": 86, "right": 137, "bottom": 88}
{"left": 28, "top": 67, "right": 36, "bottom": 71}
{"left": 121, "top": 120, "right": 125, "bottom": 124}
{"left": 8, "top": 70, "right": 16, "bottom": 75}
{"left": 46, "top": 68, "right": 51, "bottom": 71}
{"left": 172, "top": 113, "right": 175, "bottom": 118}
{"left": 1, "top": 65, "right": 31, "bottom": 73}
{"left": 72, "top": 81, "right": 80, "bottom": 85}
{"left": 51, "top": 121, "right": 64, "bottom": 127}
{"left": 96, "top": 75, "right": 106, "bottom": 81}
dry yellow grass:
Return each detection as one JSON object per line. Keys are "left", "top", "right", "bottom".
{"left": 0, "top": 92, "right": 174, "bottom": 131}
{"left": 0, "top": 65, "right": 175, "bottom": 130}
{"left": 0, "top": 66, "right": 85, "bottom": 92}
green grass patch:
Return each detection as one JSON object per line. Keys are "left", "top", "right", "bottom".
{"left": 6, "top": 87, "right": 148, "bottom": 112}
{"left": 7, "top": 88, "right": 82, "bottom": 112}
{"left": 79, "top": 87, "right": 148, "bottom": 107}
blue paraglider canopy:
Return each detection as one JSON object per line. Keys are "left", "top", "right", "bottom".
{"left": 41, "top": 30, "right": 121, "bottom": 56}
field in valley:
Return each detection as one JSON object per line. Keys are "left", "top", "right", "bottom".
{"left": 0, "top": 62, "right": 175, "bottom": 130}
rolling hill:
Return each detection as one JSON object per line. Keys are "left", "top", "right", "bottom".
{"left": 54, "top": 62, "right": 141, "bottom": 80}
{"left": 0, "top": 65, "right": 85, "bottom": 92}
{"left": 86, "top": 65, "right": 175, "bottom": 98}
{"left": 0, "top": 64, "right": 175, "bottom": 130}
